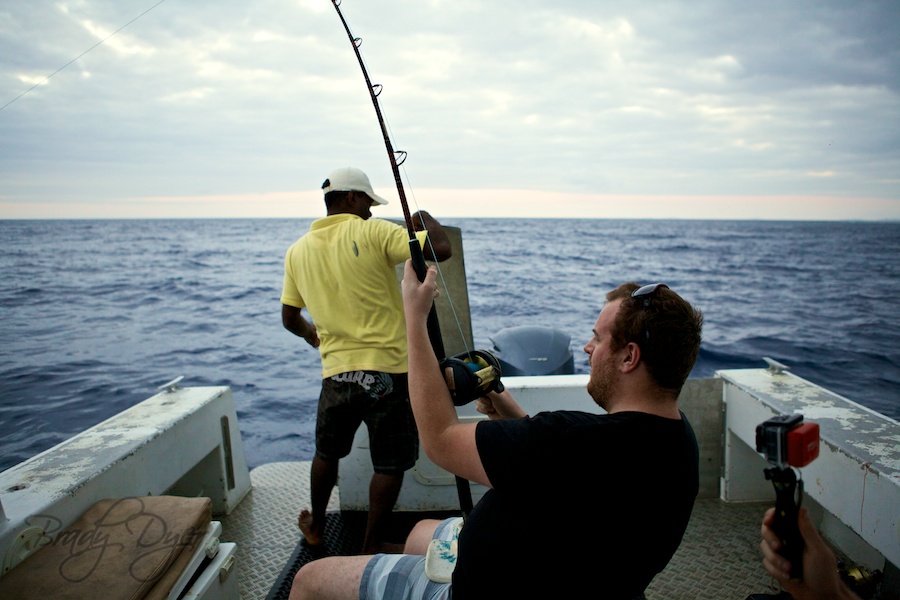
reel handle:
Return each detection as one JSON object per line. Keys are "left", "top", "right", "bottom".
{"left": 766, "top": 466, "right": 804, "bottom": 580}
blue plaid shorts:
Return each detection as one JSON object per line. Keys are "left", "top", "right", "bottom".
{"left": 359, "top": 517, "right": 463, "bottom": 600}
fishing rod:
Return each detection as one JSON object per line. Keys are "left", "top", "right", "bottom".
{"left": 330, "top": 0, "right": 445, "bottom": 358}
{"left": 330, "top": 0, "right": 474, "bottom": 518}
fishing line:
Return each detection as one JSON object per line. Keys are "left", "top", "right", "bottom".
{"left": 339, "top": 0, "right": 484, "bottom": 400}
{"left": 0, "top": 0, "right": 171, "bottom": 113}
{"left": 331, "top": 0, "right": 478, "bottom": 519}
{"left": 331, "top": 0, "right": 470, "bottom": 354}
{"left": 341, "top": 9, "right": 465, "bottom": 346}
{"left": 380, "top": 99, "right": 474, "bottom": 357}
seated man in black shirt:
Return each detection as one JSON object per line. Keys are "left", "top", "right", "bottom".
{"left": 289, "top": 269, "right": 704, "bottom": 600}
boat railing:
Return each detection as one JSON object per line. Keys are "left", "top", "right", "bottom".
{"left": 0, "top": 384, "right": 251, "bottom": 575}
{"left": 719, "top": 367, "right": 899, "bottom": 576}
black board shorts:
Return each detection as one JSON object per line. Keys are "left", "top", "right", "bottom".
{"left": 316, "top": 371, "right": 419, "bottom": 474}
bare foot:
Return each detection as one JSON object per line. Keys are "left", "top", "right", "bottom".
{"left": 298, "top": 509, "right": 323, "bottom": 546}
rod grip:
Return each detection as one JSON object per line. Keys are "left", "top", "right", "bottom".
{"left": 409, "top": 239, "right": 446, "bottom": 361}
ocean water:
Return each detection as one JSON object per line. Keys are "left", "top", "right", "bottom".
{"left": 1, "top": 218, "right": 898, "bottom": 473}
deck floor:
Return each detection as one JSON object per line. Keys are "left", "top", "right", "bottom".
{"left": 221, "top": 462, "right": 783, "bottom": 600}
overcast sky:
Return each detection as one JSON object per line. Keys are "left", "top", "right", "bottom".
{"left": 1, "top": 0, "right": 898, "bottom": 220}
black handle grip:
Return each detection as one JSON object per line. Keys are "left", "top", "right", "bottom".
{"left": 409, "top": 239, "right": 446, "bottom": 361}
{"left": 767, "top": 467, "right": 804, "bottom": 580}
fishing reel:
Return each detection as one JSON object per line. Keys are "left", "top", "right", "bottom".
{"left": 440, "top": 350, "right": 504, "bottom": 406}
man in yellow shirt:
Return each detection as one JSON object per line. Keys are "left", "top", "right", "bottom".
{"left": 281, "top": 167, "right": 452, "bottom": 554}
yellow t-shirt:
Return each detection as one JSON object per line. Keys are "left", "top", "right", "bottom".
{"left": 281, "top": 214, "right": 428, "bottom": 378}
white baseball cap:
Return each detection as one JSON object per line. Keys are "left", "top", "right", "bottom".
{"left": 321, "top": 167, "right": 388, "bottom": 205}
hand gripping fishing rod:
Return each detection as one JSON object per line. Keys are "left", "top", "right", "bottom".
{"left": 331, "top": 0, "right": 475, "bottom": 518}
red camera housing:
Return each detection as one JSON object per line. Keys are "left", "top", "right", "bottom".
{"left": 785, "top": 422, "right": 820, "bottom": 468}
{"left": 756, "top": 414, "right": 820, "bottom": 468}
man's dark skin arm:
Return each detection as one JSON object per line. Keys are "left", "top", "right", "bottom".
{"left": 411, "top": 210, "right": 452, "bottom": 262}
{"left": 282, "top": 304, "right": 320, "bottom": 348}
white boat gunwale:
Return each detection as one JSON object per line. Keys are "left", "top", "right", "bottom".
{"left": 1, "top": 369, "right": 898, "bottom": 596}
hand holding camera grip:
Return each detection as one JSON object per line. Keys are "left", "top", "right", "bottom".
{"left": 768, "top": 467, "right": 804, "bottom": 580}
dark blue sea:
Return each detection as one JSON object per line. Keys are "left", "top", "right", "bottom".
{"left": 1, "top": 218, "right": 898, "bottom": 473}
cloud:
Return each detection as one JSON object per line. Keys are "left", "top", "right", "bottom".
{"left": 0, "top": 0, "right": 898, "bottom": 220}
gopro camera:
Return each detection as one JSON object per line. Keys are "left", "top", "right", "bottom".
{"left": 755, "top": 413, "right": 820, "bottom": 469}
{"left": 756, "top": 413, "right": 820, "bottom": 581}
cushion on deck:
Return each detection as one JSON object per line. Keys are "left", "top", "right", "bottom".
{"left": 0, "top": 495, "right": 212, "bottom": 600}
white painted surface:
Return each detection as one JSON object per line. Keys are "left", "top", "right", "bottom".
{"left": 720, "top": 368, "right": 900, "bottom": 569}
{"left": 0, "top": 386, "right": 251, "bottom": 574}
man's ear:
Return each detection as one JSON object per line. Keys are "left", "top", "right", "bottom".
{"left": 620, "top": 342, "right": 642, "bottom": 374}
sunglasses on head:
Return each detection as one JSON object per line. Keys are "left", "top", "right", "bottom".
{"left": 632, "top": 283, "right": 669, "bottom": 308}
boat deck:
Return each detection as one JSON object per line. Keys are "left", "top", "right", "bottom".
{"left": 221, "top": 462, "right": 783, "bottom": 599}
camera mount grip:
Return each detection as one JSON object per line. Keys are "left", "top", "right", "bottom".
{"left": 766, "top": 466, "right": 805, "bottom": 580}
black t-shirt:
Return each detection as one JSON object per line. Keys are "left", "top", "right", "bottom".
{"left": 451, "top": 410, "right": 699, "bottom": 599}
